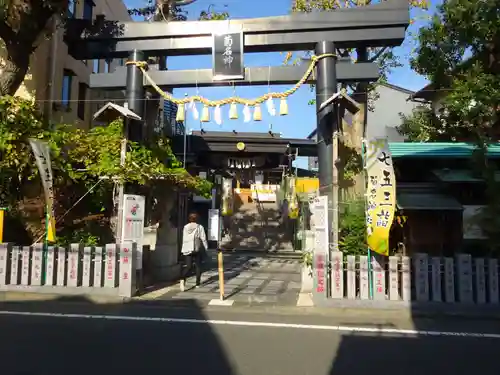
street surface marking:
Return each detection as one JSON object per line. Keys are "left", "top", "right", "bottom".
{"left": 0, "top": 310, "right": 499, "bottom": 339}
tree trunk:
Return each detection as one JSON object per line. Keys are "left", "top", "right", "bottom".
{"left": 0, "top": 43, "right": 32, "bottom": 96}
{"left": 340, "top": 48, "right": 369, "bottom": 200}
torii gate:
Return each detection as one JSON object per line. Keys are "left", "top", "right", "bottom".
{"left": 66, "top": 0, "right": 409, "bottom": 299}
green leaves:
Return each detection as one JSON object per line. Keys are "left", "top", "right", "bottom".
{"left": 0, "top": 96, "right": 212, "bottom": 209}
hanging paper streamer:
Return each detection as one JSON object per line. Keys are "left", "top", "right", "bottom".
{"left": 192, "top": 103, "right": 199, "bottom": 120}
{"left": 266, "top": 96, "right": 276, "bottom": 116}
{"left": 229, "top": 102, "right": 238, "bottom": 119}
{"left": 201, "top": 105, "right": 210, "bottom": 122}
{"left": 279, "top": 97, "right": 288, "bottom": 116}
{"left": 175, "top": 102, "right": 185, "bottom": 122}
{"left": 214, "top": 105, "right": 222, "bottom": 125}
{"left": 243, "top": 104, "right": 251, "bottom": 123}
{"left": 253, "top": 104, "right": 262, "bottom": 121}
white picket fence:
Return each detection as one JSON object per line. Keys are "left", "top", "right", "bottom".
{"left": 326, "top": 252, "right": 499, "bottom": 304}
{"left": 0, "top": 242, "right": 137, "bottom": 298}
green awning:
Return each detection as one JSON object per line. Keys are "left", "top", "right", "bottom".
{"left": 396, "top": 192, "right": 463, "bottom": 211}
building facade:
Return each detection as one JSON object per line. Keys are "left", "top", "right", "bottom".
{"left": 5, "top": 0, "right": 131, "bottom": 128}
{"left": 307, "top": 82, "right": 418, "bottom": 170}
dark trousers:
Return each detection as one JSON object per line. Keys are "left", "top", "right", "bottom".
{"left": 181, "top": 252, "right": 202, "bottom": 285}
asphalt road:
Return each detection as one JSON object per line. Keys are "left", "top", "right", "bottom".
{"left": 1, "top": 302, "right": 499, "bottom": 375}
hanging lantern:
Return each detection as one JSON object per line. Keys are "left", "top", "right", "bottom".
{"left": 201, "top": 105, "right": 210, "bottom": 122}
{"left": 229, "top": 102, "right": 238, "bottom": 119}
{"left": 175, "top": 102, "right": 185, "bottom": 122}
{"left": 279, "top": 97, "right": 288, "bottom": 116}
{"left": 253, "top": 104, "right": 262, "bottom": 121}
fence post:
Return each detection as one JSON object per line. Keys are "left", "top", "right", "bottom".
{"left": 9, "top": 246, "right": 20, "bottom": 285}
{"left": 488, "top": 258, "right": 499, "bottom": 304}
{"left": 401, "top": 256, "right": 411, "bottom": 301}
{"left": 82, "top": 246, "right": 93, "bottom": 287}
{"left": 330, "top": 251, "right": 344, "bottom": 299}
{"left": 431, "top": 257, "right": 442, "bottom": 302}
{"left": 67, "top": 244, "right": 82, "bottom": 287}
{"left": 105, "top": 244, "right": 118, "bottom": 288}
{"left": 414, "top": 253, "right": 429, "bottom": 302}
{"left": 0, "top": 243, "right": 11, "bottom": 285}
{"left": 31, "top": 244, "right": 43, "bottom": 286}
{"left": 21, "top": 246, "right": 31, "bottom": 285}
{"left": 388, "top": 256, "right": 399, "bottom": 301}
{"left": 359, "top": 255, "right": 369, "bottom": 300}
{"left": 94, "top": 246, "right": 104, "bottom": 287}
{"left": 372, "top": 254, "right": 386, "bottom": 301}
{"left": 474, "top": 258, "right": 486, "bottom": 304}
{"left": 456, "top": 253, "right": 473, "bottom": 303}
{"left": 118, "top": 241, "right": 137, "bottom": 298}
{"left": 346, "top": 255, "right": 356, "bottom": 299}
{"left": 444, "top": 257, "right": 455, "bottom": 303}
{"left": 56, "top": 247, "right": 67, "bottom": 286}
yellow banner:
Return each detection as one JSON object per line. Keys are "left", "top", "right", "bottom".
{"left": 0, "top": 209, "right": 4, "bottom": 243}
{"left": 365, "top": 138, "right": 396, "bottom": 256}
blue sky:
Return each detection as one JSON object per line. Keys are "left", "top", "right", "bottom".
{"left": 124, "top": 0, "right": 439, "bottom": 166}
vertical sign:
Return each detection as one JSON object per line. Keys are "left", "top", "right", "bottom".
{"left": 312, "top": 196, "right": 328, "bottom": 299}
{"left": 121, "top": 194, "right": 145, "bottom": 270}
{"left": 365, "top": 138, "right": 396, "bottom": 256}
{"left": 212, "top": 31, "right": 244, "bottom": 81}
{"left": 208, "top": 209, "right": 221, "bottom": 242}
{"left": 221, "top": 177, "right": 234, "bottom": 216}
{"left": 28, "top": 139, "right": 56, "bottom": 242}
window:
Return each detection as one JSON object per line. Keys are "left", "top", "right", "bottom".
{"left": 61, "top": 70, "right": 73, "bottom": 108}
{"left": 83, "top": 0, "right": 94, "bottom": 21}
{"left": 77, "top": 83, "right": 88, "bottom": 120}
{"left": 67, "top": 0, "right": 76, "bottom": 18}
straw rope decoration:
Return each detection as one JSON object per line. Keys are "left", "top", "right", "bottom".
{"left": 125, "top": 53, "right": 336, "bottom": 122}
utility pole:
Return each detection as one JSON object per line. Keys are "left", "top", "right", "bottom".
{"left": 183, "top": 93, "right": 188, "bottom": 168}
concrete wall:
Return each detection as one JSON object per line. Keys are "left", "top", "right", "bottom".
{"left": 366, "top": 83, "right": 418, "bottom": 142}
{"left": 1, "top": 0, "right": 130, "bottom": 129}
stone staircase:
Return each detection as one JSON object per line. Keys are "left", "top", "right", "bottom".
{"left": 221, "top": 190, "right": 296, "bottom": 254}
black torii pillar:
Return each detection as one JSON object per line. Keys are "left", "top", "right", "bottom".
{"left": 126, "top": 49, "right": 145, "bottom": 140}
{"left": 315, "top": 42, "right": 337, "bottom": 233}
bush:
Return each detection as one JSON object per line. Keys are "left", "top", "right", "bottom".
{"left": 339, "top": 199, "right": 367, "bottom": 256}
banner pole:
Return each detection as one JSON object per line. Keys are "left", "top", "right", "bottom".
{"left": 42, "top": 206, "right": 49, "bottom": 284}
{"left": 362, "top": 141, "right": 374, "bottom": 299}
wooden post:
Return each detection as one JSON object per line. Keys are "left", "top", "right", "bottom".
{"left": 218, "top": 249, "right": 225, "bottom": 301}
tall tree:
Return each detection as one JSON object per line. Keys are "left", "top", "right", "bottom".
{"left": 402, "top": 0, "right": 500, "bottom": 251}
{"left": 291, "top": 0, "right": 428, "bottom": 197}
{"left": 402, "top": 0, "right": 500, "bottom": 143}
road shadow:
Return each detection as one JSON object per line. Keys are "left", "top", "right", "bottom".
{"left": 0, "top": 296, "right": 236, "bottom": 375}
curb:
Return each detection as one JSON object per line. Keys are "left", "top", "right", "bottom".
{"left": 1, "top": 290, "right": 500, "bottom": 321}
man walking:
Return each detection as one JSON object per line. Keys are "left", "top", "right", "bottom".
{"left": 180, "top": 212, "right": 209, "bottom": 291}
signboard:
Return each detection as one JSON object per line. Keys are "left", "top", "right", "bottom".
{"left": 208, "top": 209, "right": 221, "bottom": 242}
{"left": 29, "top": 139, "right": 56, "bottom": 242}
{"left": 121, "top": 194, "right": 145, "bottom": 269}
{"left": 365, "top": 138, "right": 396, "bottom": 256}
{"left": 463, "top": 205, "right": 486, "bottom": 239}
{"left": 312, "top": 195, "right": 329, "bottom": 298}
{"left": 212, "top": 31, "right": 244, "bottom": 81}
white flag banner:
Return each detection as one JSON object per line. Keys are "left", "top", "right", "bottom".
{"left": 29, "top": 139, "right": 54, "bottom": 209}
